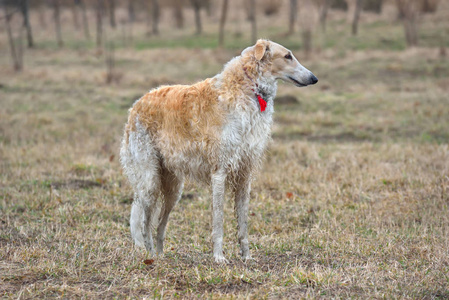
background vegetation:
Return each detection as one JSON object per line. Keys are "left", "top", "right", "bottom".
{"left": 1, "top": 0, "right": 448, "bottom": 298}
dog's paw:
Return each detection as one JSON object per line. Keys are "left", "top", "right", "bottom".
{"left": 241, "top": 254, "right": 254, "bottom": 262}
{"left": 214, "top": 255, "right": 229, "bottom": 264}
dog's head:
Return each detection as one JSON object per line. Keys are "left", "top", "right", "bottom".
{"left": 243, "top": 39, "right": 318, "bottom": 87}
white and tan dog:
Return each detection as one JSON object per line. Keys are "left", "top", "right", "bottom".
{"left": 120, "top": 39, "right": 317, "bottom": 263}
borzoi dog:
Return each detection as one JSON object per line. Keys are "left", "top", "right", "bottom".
{"left": 120, "top": 39, "right": 318, "bottom": 263}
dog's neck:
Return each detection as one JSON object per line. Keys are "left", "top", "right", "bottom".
{"left": 214, "top": 55, "right": 278, "bottom": 111}
{"left": 242, "top": 65, "right": 277, "bottom": 101}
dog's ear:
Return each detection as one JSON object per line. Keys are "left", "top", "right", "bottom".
{"left": 254, "top": 40, "right": 270, "bottom": 61}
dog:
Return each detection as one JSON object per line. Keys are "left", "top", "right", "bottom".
{"left": 120, "top": 39, "right": 318, "bottom": 263}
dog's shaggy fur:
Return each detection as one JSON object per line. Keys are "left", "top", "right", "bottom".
{"left": 120, "top": 39, "right": 317, "bottom": 262}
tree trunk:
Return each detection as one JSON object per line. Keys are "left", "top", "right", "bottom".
{"left": 396, "top": 0, "right": 419, "bottom": 47}
{"left": 152, "top": 0, "right": 159, "bottom": 35}
{"left": 299, "top": 0, "right": 314, "bottom": 57}
{"left": 218, "top": 0, "right": 228, "bottom": 47}
{"left": 105, "top": 41, "right": 115, "bottom": 84}
{"left": 172, "top": 0, "right": 184, "bottom": 29}
{"left": 302, "top": 29, "right": 312, "bottom": 57}
{"left": 121, "top": 19, "right": 129, "bottom": 45}
{"left": 19, "top": 0, "right": 34, "bottom": 48}
{"left": 250, "top": 0, "right": 257, "bottom": 44}
{"left": 53, "top": 0, "right": 63, "bottom": 47}
{"left": 363, "top": 0, "right": 383, "bottom": 13}
{"left": 38, "top": 2, "right": 47, "bottom": 29}
{"left": 4, "top": 4, "right": 23, "bottom": 71}
{"left": 128, "top": 0, "right": 135, "bottom": 23}
{"left": 109, "top": 0, "right": 116, "bottom": 28}
{"left": 77, "top": 0, "right": 91, "bottom": 40}
{"left": 127, "top": 0, "right": 134, "bottom": 42}
{"left": 194, "top": 7, "right": 202, "bottom": 35}
{"left": 396, "top": 0, "right": 406, "bottom": 19}
{"left": 320, "top": 0, "right": 329, "bottom": 32}
{"left": 71, "top": 0, "right": 80, "bottom": 30}
{"left": 191, "top": 0, "right": 202, "bottom": 35}
{"left": 352, "top": 0, "right": 363, "bottom": 35}
{"left": 96, "top": 0, "right": 104, "bottom": 48}
{"left": 145, "top": 0, "right": 151, "bottom": 36}
{"left": 288, "top": 0, "right": 297, "bottom": 35}
{"left": 404, "top": 14, "right": 418, "bottom": 46}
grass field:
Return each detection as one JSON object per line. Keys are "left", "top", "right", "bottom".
{"left": 1, "top": 2, "right": 449, "bottom": 298}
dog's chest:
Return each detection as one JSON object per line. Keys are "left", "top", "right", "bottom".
{"left": 219, "top": 104, "right": 273, "bottom": 170}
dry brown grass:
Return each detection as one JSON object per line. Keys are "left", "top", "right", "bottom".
{"left": 1, "top": 2, "right": 449, "bottom": 298}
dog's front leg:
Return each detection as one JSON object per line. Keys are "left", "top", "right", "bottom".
{"left": 235, "top": 178, "right": 251, "bottom": 261}
{"left": 211, "top": 168, "right": 228, "bottom": 263}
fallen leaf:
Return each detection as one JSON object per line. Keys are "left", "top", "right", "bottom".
{"left": 286, "top": 192, "right": 294, "bottom": 199}
{"left": 109, "top": 154, "right": 115, "bottom": 162}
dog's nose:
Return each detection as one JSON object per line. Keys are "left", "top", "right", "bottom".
{"left": 309, "top": 74, "right": 318, "bottom": 85}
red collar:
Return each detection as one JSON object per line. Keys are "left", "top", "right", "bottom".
{"left": 243, "top": 67, "right": 267, "bottom": 112}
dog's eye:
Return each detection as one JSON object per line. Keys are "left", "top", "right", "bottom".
{"left": 284, "top": 53, "right": 292, "bottom": 60}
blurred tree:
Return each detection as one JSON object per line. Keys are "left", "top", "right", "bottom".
{"left": 352, "top": 0, "right": 363, "bottom": 35}
{"left": 396, "top": 0, "right": 419, "bottom": 46}
{"left": 317, "top": 0, "right": 330, "bottom": 33}
{"left": 243, "top": 0, "right": 251, "bottom": 20}
{"left": 363, "top": 0, "right": 382, "bottom": 13}
{"left": 37, "top": 0, "right": 47, "bottom": 29}
{"left": 19, "top": 0, "right": 34, "bottom": 48}
{"left": 71, "top": 0, "right": 80, "bottom": 31}
{"left": 190, "top": 0, "right": 203, "bottom": 35}
{"left": 3, "top": 2, "right": 24, "bottom": 71}
{"left": 152, "top": 0, "right": 159, "bottom": 35}
{"left": 105, "top": 41, "right": 116, "bottom": 84}
{"left": 128, "top": 0, "right": 135, "bottom": 23}
{"left": 108, "top": 0, "right": 116, "bottom": 28}
{"left": 172, "top": 0, "right": 184, "bottom": 29}
{"left": 288, "top": 0, "right": 297, "bottom": 35}
{"left": 298, "top": 0, "right": 317, "bottom": 57}
{"left": 331, "top": 0, "right": 348, "bottom": 10}
{"left": 250, "top": 0, "right": 256, "bottom": 43}
{"left": 53, "top": 0, "right": 63, "bottom": 47}
{"left": 76, "top": 0, "right": 91, "bottom": 40}
{"left": 218, "top": 0, "right": 228, "bottom": 47}
{"left": 420, "top": 0, "right": 439, "bottom": 13}
{"left": 263, "top": 0, "right": 282, "bottom": 16}
{"left": 204, "top": 0, "right": 213, "bottom": 17}
{"left": 127, "top": 0, "right": 135, "bottom": 42}
{"left": 96, "top": 0, "right": 105, "bottom": 48}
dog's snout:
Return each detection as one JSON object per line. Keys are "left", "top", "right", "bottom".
{"left": 309, "top": 74, "right": 318, "bottom": 85}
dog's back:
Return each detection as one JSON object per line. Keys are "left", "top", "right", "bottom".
{"left": 122, "top": 78, "right": 226, "bottom": 182}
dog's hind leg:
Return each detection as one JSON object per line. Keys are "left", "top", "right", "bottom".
{"left": 130, "top": 195, "right": 145, "bottom": 248}
{"left": 142, "top": 189, "right": 159, "bottom": 254}
{"left": 234, "top": 175, "right": 252, "bottom": 260}
{"left": 126, "top": 152, "right": 161, "bottom": 254}
{"left": 211, "top": 168, "right": 228, "bottom": 263}
{"left": 123, "top": 121, "right": 163, "bottom": 254}
{"left": 156, "top": 167, "right": 184, "bottom": 255}
{"left": 130, "top": 173, "right": 161, "bottom": 254}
